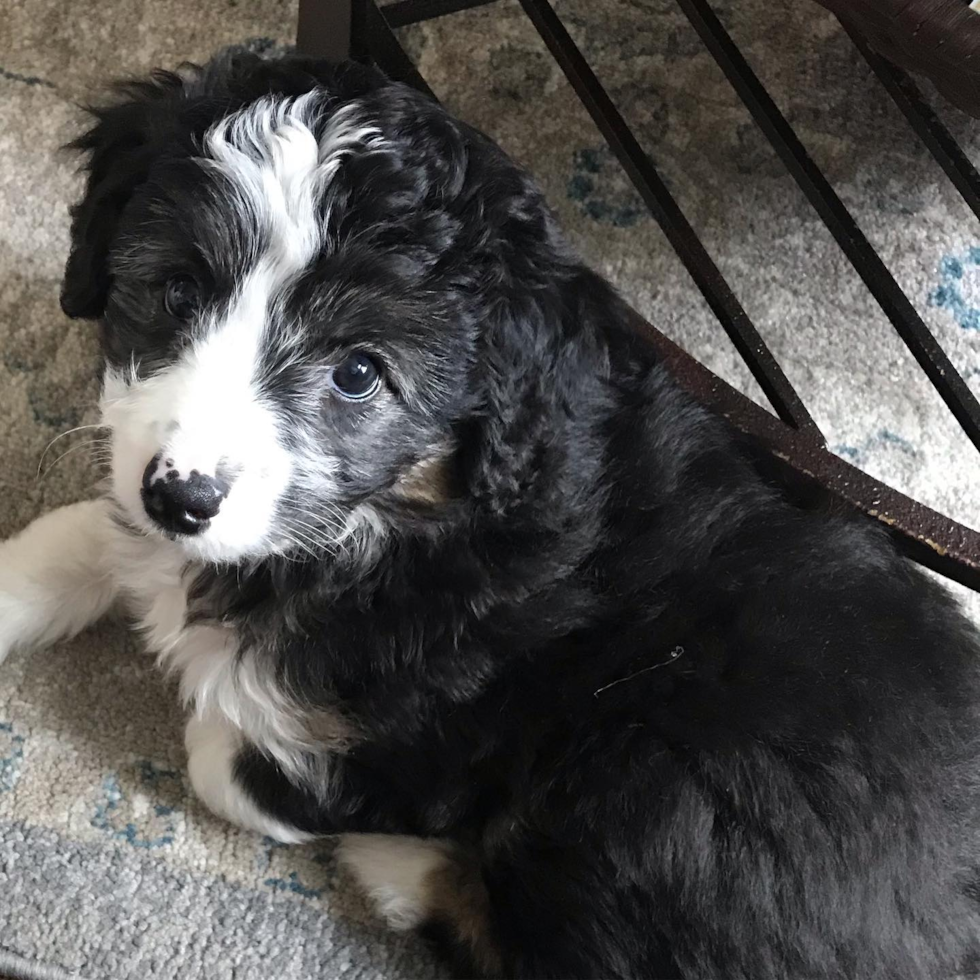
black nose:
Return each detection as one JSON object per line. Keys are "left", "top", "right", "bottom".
{"left": 141, "top": 456, "right": 226, "bottom": 536}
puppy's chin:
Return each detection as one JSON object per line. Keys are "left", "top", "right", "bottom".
{"left": 118, "top": 507, "right": 278, "bottom": 564}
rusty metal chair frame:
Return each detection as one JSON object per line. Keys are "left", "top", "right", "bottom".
{"left": 296, "top": 0, "right": 980, "bottom": 593}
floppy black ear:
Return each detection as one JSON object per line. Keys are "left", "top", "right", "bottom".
{"left": 447, "top": 139, "right": 617, "bottom": 518}
{"left": 60, "top": 72, "right": 186, "bottom": 319}
{"left": 463, "top": 277, "right": 613, "bottom": 520}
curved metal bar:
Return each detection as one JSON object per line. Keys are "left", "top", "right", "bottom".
{"left": 625, "top": 307, "right": 980, "bottom": 592}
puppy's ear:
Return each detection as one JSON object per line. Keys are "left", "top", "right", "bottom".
{"left": 61, "top": 72, "right": 186, "bottom": 319}
{"left": 463, "top": 280, "right": 610, "bottom": 519}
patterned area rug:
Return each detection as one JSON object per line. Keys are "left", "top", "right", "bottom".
{"left": 1, "top": 0, "right": 979, "bottom": 977}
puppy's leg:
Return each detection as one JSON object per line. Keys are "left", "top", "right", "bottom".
{"left": 337, "top": 834, "right": 503, "bottom": 978}
{"left": 0, "top": 500, "right": 120, "bottom": 663}
{"left": 184, "top": 713, "right": 315, "bottom": 844}
{"left": 339, "top": 836, "right": 678, "bottom": 979}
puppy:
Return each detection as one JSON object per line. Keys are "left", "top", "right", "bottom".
{"left": 2, "top": 50, "right": 980, "bottom": 979}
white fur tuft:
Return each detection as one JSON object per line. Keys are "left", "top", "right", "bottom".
{"left": 337, "top": 834, "right": 454, "bottom": 930}
{"left": 185, "top": 713, "right": 313, "bottom": 843}
{"left": 0, "top": 500, "right": 119, "bottom": 663}
{"left": 204, "top": 96, "right": 385, "bottom": 278}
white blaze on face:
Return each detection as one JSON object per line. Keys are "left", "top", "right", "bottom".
{"left": 100, "top": 94, "right": 385, "bottom": 563}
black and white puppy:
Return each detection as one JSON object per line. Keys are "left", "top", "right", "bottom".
{"left": 3, "top": 50, "right": 980, "bottom": 978}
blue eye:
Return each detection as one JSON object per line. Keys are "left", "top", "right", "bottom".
{"left": 330, "top": 352, "right": 382, "bottom": 401}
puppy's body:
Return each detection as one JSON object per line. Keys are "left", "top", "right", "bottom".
{"left": 3, "top": 52, "right": 980, "bottom": 978}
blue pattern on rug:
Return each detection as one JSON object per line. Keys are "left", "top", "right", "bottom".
{"left": 0, "top": 722, "right": 25, "bottom": 793}
{"left": 256, "top": 835, "right": 291, "bottom": 872}
{"left": 833, "top": 428, "right": 918, "bottom": 468}
{"left": 91, "top": 759, "right": 185, "bottom": 849}
{"left": 567, "top": 147, "right": 645, "bottom": 228}
{"left": 928, "top": 248, "right": 980, "bottom": 331}
{"left": 27, "top": 389, "right": 81, "bottom": 430}
{"left": 258, "top": 837, "right": 337, "bottom": 901}
{"left": 264, "top": 871, "right": 324, "bottom": 900}
{"left": 0, "top": 64, "right": 56, "bottom": 89}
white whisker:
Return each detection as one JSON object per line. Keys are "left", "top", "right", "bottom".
{"left": 37, "top": 438, "right": 112, "bottom": 482}
{"left": 36, "top": 424, "right": 108, "bottom": 478}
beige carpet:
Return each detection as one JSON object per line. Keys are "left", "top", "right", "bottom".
{"left": 1, "top": 0, "right": 979, "bottom": 977}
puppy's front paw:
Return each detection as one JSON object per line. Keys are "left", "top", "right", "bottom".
{"left": 0, "top": 501, "right": 120, "bottom": 660}
{"left": 0, "top": 568, "right": 34, "bottom": 665}
{"left": 184, "top": 713, "right": 313, "bottom": 844}
{"left": 0, "top": 548, "right": 65, "bottom": 664}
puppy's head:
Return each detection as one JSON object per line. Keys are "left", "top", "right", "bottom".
{"left": 64, "top": 51, "right": 604, "bottom": 565}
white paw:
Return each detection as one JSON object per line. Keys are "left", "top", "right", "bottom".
{"left": 184, "top": 713, "right": 313, "bottom": 844}
{"left": 336, "top": 833, "right": 453, "bottom": 930}
{"left": 0, "top": 579, "right": 38, "bottom": 665}
{"left": 0, "top": 500, "right": 119, "bottom": 660}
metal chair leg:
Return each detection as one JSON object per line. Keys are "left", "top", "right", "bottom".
{"left": 296, "top": 0, "right": 367, "bottom": 61}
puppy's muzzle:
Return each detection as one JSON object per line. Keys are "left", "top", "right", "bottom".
{"left": 141, "top": 453, "right": 229, "bottom": 536}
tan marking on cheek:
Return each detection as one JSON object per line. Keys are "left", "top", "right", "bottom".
{"left": 393, "top": 453, "right": 457, "bottom": 506}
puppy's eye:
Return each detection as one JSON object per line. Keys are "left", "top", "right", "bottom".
{"left": 163, "top": 275, "right": 201, "bottom": 320}
{"left": 329, "top": 352, "right": 382, "bottom": 401}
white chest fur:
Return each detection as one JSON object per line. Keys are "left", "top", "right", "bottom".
{"left": 111, "top": 530, "right": 313, "bottom": 776}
